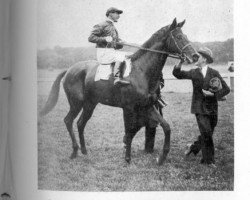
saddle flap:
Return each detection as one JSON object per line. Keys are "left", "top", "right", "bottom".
{"left": 94, "top": 59, "right": 132, "bottom": 81}
{"left": 123, "top": 59, "right": 132, "bottom": 77}
{"left": 94, "top": 64, "right": 112, "bottom": 81}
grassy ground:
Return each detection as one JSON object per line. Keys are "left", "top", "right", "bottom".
{"left": 37, "top": 90, "right": 234, "bottom": 191}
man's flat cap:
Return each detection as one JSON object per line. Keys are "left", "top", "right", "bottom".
{"left": 198, "top": 47, "right": 213, "bottom": 64}
{"left": 106, "top": 7, "right": 123, "bottom": 17}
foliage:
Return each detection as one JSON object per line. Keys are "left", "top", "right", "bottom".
{"left": 37, "top": 39, "right": 234, "bottom": 69}
{"left": 37, "top": 46, "right": 96, "bottom": 69}
{"left": 193, "top": 38, "right": 234, "bottom": 63}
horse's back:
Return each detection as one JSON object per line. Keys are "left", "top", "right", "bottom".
{"left": 63, "top": 60, "right": 98, "bottom": 101}
{"left": 64, "top": 60, "right": 98, "bottom": 80}
{"left": 62, "top": 60, "right": 132, "bottom": 107}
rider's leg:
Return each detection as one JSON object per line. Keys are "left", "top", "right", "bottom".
{"left": 114, "top": 61, "right": 130, "bottom": 85}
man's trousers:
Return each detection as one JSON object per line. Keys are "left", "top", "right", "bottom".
{"left": 190, "top": 114, "right": 218, "bottom": 164}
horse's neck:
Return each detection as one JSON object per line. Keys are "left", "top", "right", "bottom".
{"left": 132, "top": 44, "right": 168, "bottom": 92}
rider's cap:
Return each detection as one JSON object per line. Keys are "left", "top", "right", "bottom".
{"left": 106, "top": 7, "right": 123, "bottom": 17}
{"left": 198, "top": 47, "right": 213, "bottom": 64}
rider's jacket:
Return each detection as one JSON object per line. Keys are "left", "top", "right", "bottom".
{"left": 88, "top": 20, "right": 123, "bottom": 49}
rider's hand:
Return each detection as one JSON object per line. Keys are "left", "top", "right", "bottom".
{"left": 105, "top": 36, "right": 113, "bottom": 43}
{"left": 118, "top": 39, "right": 126, "bottom": 44}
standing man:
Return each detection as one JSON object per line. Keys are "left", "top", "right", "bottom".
{"left": 172, "top": 47, "right": 230, "bottom": 165}
{"left": 88, "top": 7, "right": 129, "bottom": 85}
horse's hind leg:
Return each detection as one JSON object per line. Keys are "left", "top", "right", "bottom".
{"left": 77, "top": 101, "right": 97, "bottom": 155}
{"left": 64, "top": 102, "right": 82, "bottom": 159}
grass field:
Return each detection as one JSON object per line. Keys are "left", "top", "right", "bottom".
{"left": 38, "top": 83, "right": 234, "bottom": 191}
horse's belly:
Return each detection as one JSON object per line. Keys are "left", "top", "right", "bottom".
{"left": 91, "top": 82, "right": 122, "bottom": 107}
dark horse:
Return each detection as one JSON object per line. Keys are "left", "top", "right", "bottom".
{"left": 40, "top": 18, "right": 199, "bottom": 165}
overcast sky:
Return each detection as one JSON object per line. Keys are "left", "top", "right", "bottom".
{"left": 38, "top": 0, "right": 233, "bottom": 49}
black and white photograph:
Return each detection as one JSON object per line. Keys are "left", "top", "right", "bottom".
{"left": 37, "top": 0, "right": 234, "bottom": 192}
{"left": 7, "top": 0, "right": 250, "bottom": 199}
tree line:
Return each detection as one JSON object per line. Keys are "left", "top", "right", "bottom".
{"left": 37, "top": 38, "right": 234, "bottom": 69}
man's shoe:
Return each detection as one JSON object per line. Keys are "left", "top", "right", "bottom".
{"left": 184, "top": 143, "right": 193, "bottom": 156}
{"left": 200, "top": 159, "right": 216, "bottom": 168}
{"left": 208, "top": 163, "right": 217, "bottom": 168}
{"left": 114, "top": 77, "right": 130, "bottom": 85}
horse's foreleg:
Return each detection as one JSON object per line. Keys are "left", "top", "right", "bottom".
{"left": 123, "top": 108, "right": 140, "bottom": 163}
{"left": 124, "top": 131, "right": 137, "bottom": 163}
{"left": 145, "top": 126, "right": 156, "bottom": 153}
{"left": 148, "top": 106, "right": 171, "bottom": 165}
{"left": 77, "top": 102, "right": 97, "bottom": 155}
{"left": 144, "top": 103, "right": 163, "bottom": 153}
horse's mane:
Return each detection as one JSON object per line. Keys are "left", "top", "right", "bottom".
{"left": 129, "top": 25, "right": 170, "bottom": 62}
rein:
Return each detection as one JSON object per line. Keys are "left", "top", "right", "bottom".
{"left": 116, "top": 42, "right": 182, "bottom": 59}
{"left": 116, "top": 28, "right": 192, "bottom": 61}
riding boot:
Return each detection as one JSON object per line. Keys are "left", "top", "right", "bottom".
{"left": 114, "top": 61, "right": 130, "bottom": 85}
{"left": 109, "top": 63, "right": 115, "bottom": 79}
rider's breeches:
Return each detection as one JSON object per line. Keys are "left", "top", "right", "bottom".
{"left": 96, "top": 48, "right": 127, "bottom": 64}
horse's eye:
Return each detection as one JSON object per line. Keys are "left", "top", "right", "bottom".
{"left": 177, "top": 35, "right": 182, "bottom": 40}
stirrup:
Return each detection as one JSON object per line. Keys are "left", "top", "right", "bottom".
{"left": 114, "top": 78, "right": 130, "bottom": 85}
{"left": 158, "top": 99, "right": 167, "bottom": 108}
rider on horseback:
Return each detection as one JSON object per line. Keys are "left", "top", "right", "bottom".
{"left": 88, "top": 7, "right": 129, "bottom": 85}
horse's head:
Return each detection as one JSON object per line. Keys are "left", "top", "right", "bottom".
{"left": 166, "top": 18, "right": 199, "bottom": 63}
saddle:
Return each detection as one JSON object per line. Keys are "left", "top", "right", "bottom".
{"left": 94, "top": 60, "right": 131, "bottom": 81}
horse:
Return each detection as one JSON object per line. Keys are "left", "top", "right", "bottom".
{"left": 40, "top": 18, "right": 199, "bottom": 165}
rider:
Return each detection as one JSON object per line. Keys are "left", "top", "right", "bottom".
{"left": 88, "top": 7, "right": 129, "bottom": 85}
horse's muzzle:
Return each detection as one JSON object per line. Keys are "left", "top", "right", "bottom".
{"left": 182, "top": 53, "right": 199, "bottom": 64}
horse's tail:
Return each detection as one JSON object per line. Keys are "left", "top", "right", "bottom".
{"left": 39, "top": 70, "right": 67, "bottom": 116}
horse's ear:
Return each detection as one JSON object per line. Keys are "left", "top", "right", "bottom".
{"left": 177, "top": 19, "right": 186, "bottom": 28}
{"left": 170, "top": 18, "right": 177, "bottom": 30}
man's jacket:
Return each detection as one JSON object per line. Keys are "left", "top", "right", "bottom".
{"left": 88, "top": 20, "right": 123, "bottom": 49}
{"left": 172, "top": 66, "right": 230, "bottom": 115}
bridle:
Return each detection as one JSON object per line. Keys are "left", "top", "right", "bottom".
{"left": 169, "top": 28, "right": 192, "bottom": 58}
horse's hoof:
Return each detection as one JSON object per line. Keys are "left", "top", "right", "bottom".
{"left": 70, "top": 153, "right": 77, "bottom": 159}
{"left": 125, "top": 157, "right": 131, "bottom": 164}
{"left": 145, "top": 149, "right": 154, "bottom": 154}
{"left": 81, "top": 148, "right": 87, "bottom": 155}
{"left": 156, "top": 157, "right": 165, "bottom": 165}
